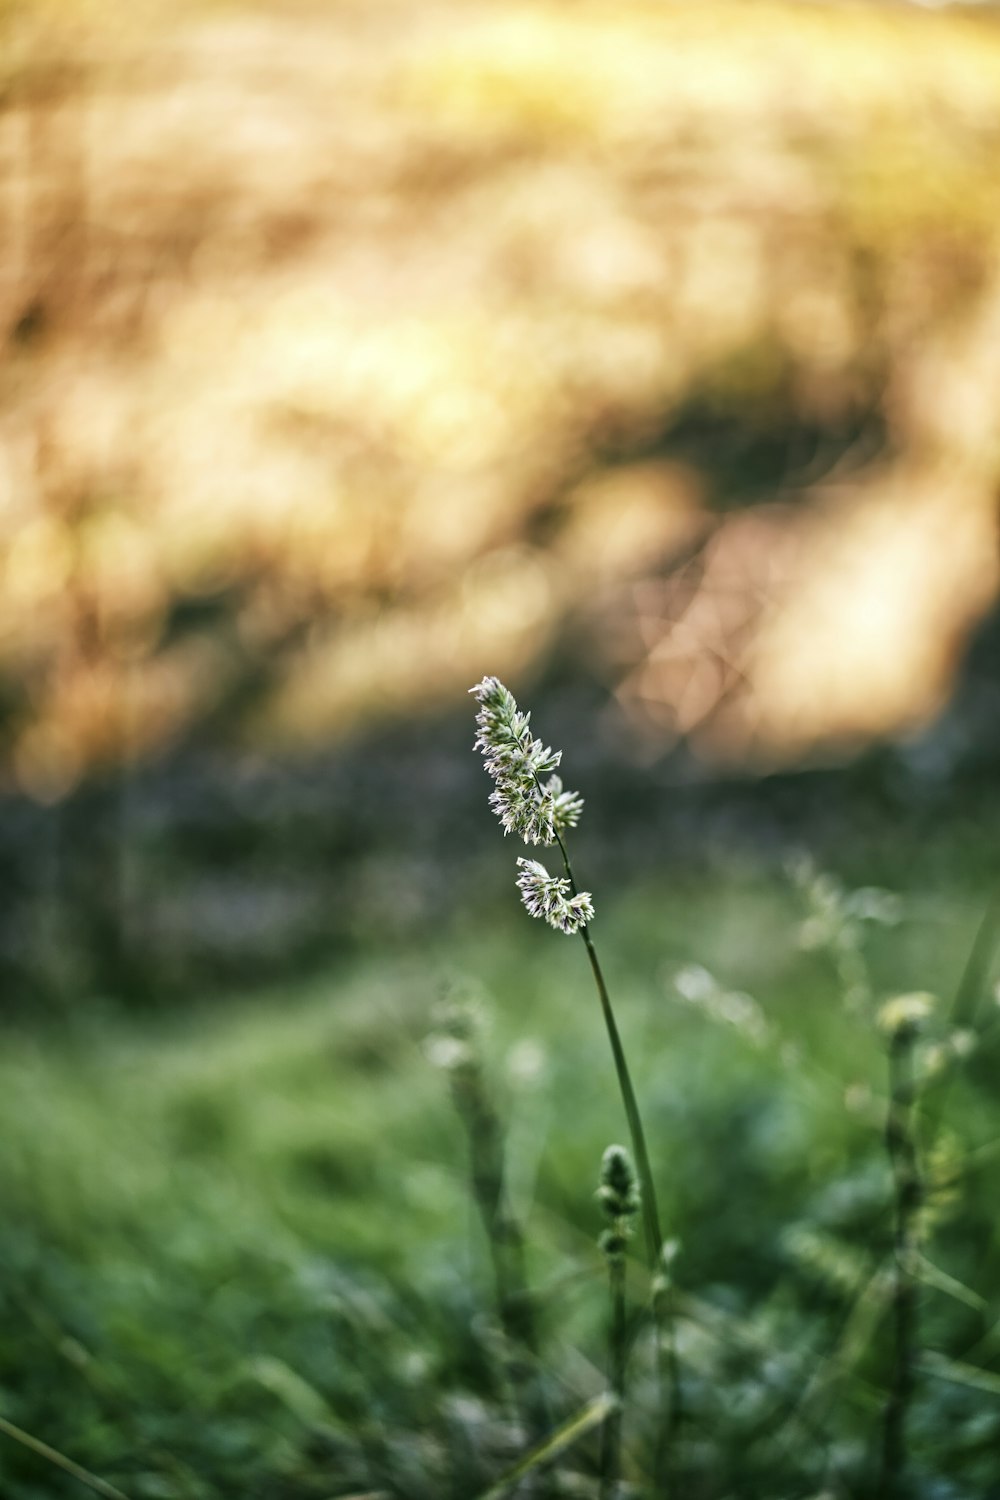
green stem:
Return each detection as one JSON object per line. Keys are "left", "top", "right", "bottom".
{"left": 553, "top": 831, "right": 663, "bottom": 1266}
{"left": 449, "top": 1047, "right": 548, "bottom": 1442}
{"left": 653, "top": 1271, "right": 681, "bottom": 1494}
{"left": 600, "top": 1257, "right": 626, "bottom": 1500}
{"left": 920, "top": 891, "right": 1000, "bottom": 1154}
{"left": 0, "top": 1414, "right": 131, "bottom": 1500}
{"left": 878, "top": 1023, "right": 922, "bottom": 1499}
{"left": 580, "top": 924, "right": 663, "bottom": 1265}
{"left": 552, "top": 829, "right": 680, "bottom": 1490}
{"left": 475, "top": 1393, "right": 617, "bottom": 1500}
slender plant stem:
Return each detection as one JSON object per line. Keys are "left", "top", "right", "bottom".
{"left": 448, "top": 1047, "right": 549, "bottom": 1446}
{"left": 517, "top": 731, "right": 678, "bottom": 1484}
{"left": 652, "top": 1271, "right": 681, "bottom": 1493}
{"left": 579, "top": 925, "right": 663, "bottom": 1263}
{"left": 458, "top": 1069, "right": 539, "bottom": 1355}
{"left": 921, "top": 890, "right": 1000, "bottom": 1154}
{"left": 948, "top": 888, "right": 1000, "bottom": 1033}
{"left": 600, "top": 1256, "right": 627, "bottom": 1500}
{"left": 879, "top": 1022, "right": 922, "bottom": 1498}
{"left": 475, "top": 1393, "right": 618, "bottom": 1500}
{"left": 0, "top": 1414, "right": 131, "bottom": 1500}
{"left": 552, "top": 830, "right": 663, "bottom": 1264}
{"left": 551, "top": 828, "right": 680, "bottom": 1491}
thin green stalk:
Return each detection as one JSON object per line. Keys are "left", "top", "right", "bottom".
{"left": 551, "top": 829, "right": 663, "bottom": 1266}
{"left": 597, "top": 1145, "right": 638, "bottom": 1499}
{"left": 474, "top": 681, "right": 679, "bottom": 1486}
{"left": 552, "top": 829, "right": 680, "bottom": 1490}
{"left": 0, "top": 1413, "right": 131, "bottom": 1500}
{"left": 475, "top": 1393, "right": 618, "bottom": 1500}
{"left": 580, "top": 923, "right": 663, "bottom": 1265}
{"left": 457, "top": 1067, "right": 539, "bottom": 1357}
{"left": 921, "top": 890, "right": 1000, "bottom": 1154}
{"left": 948, "top": 888, "right": 1000, "bottom": 1033}
{"left": 600, "top": 1254, "right": 626, "bottom": 1500}
{"left": 652, "top": 1268, "right": 681, "bottom": 1493}
{"left": 441, "top": 1018, "right": 548, "bottom": 1444}
{"left": 878, "top": 1019, "right": 922, "bottom": 1499}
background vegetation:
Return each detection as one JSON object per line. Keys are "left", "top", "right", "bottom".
{"left": 3, "top": 0, "right": 1000, "bottom": 1494}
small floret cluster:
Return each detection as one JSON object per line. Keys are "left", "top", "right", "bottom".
{"left": 470, "top": 675, "right": 593, "bottom": 935}
{"left": 516, "top": 858, "right": 595, "bottom": 936}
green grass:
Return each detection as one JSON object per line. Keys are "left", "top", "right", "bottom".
{"left": 1, "top": 864, "right": 998, "bottom": 1497}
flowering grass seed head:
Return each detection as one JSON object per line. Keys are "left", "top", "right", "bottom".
{"left": 470, "top": 676, "right": 584, "bottom": 847}
{"left": 516, "top": 858, "right": 594, "bottom": 935}
{"left": 470, "top": 676, "right": 593, "bottom": 928}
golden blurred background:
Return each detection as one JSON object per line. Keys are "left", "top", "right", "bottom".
{"left": 3, "top": 0, "right": 1000, "bottom": 1006}
{"left": 3, "top": 0, "right": 1000, "bottom": 808}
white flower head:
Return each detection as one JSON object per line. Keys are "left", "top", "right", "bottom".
{"left": 876, "top": 991, "right": 935, "bottom": 1037}
{"left": 516, "top": 857, "right": 594, "bottom": 935}
{"left": 470, "top": 676, "right": 584, "bottom": 846}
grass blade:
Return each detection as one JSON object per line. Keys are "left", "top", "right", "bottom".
{"left": 474, "top": 1392, "right": 618, "bottom": 1500}
{"left": 0, "top": 1413, "right": 132, "bottom": 1500}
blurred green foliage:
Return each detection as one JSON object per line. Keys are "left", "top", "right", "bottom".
{"left": 2, "top": 861, "right": 1000, "bottom": 1496}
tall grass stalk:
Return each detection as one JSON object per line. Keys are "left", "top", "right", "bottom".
{"left": 458, "top": 1056, "right": 539, "bottom": 1356}
{"left": 553, "top": 829, "right": 681, "bottom": 1489}
{"left": 469, "top": 679, "right": 666, "bottom": 1270}
{"left": 601, "top": 1253, "right": 626, "bottom": 1499}
{"left": 0, "top": 1414, "right": 131, "bottom": 1500}
{"left": 427, "top": 1001, "right": 543, "bottom": 1434}
{"left": 597, "top": 1145, "right": 639, "bottom": 1499}
{"left": 474, "top": 1393, "right": 618, "bottom": 1500}
{"left": 921, "top": 892, "right": 1000, "bottom": 1153}
{"left": 469, "top": 677, "right": 680, "bottom": 1485}
{"left": 652, "top": 1253, "right": 681, "bottom": 1491}
{"left": 558, "top": 832, "right": 663, "bottom": 1269}
{"left": 877, "top": 996, "right": 929, "bottom": 1498}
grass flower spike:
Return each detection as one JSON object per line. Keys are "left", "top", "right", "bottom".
{"left": 470, "top": 676, "right": 585, "bottom": 846}
{"left": 516, "top": 858, "right": 594, "bottom": 935}
{"left": 598, "top": 1144, "right": 640, "bottom": 1263}
{"left": 597, "top": 1145, "right": 639, "bottom": 1498}
{"left": 469, "top": 673, "right": 664, "bottom": 1287}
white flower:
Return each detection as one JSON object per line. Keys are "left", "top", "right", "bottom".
{"left": 469, "top": 676, "right": 584, "bottom": 846}
{"left": 515, "top": 857, "right": 594, "bottom": 935}
{"left": 876, "top": 992, "right": 935, "bottom": 1036}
